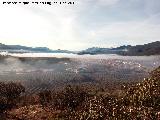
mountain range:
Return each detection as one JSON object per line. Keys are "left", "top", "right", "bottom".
{"left": 78, "top": 41, "right": 160, "bottom": 56}
{"left": 0, "top": 41, "right": 160, "bottom": 56}
{"left": 0, "top": 43, "right": 74, "bottom": 53}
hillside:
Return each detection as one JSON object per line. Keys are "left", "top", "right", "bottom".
{"left": 0, "top": 66, "right": 160, "bottom": 119}
{"left": 120, "top": 41, "right": 160, "bottom": 56}
{"left": 78, "top": 41, "right": 160, "bottom": 56}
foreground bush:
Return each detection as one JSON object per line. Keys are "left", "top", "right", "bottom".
{"left": 0, "top": 82, "right": 25, "bottom": 112}
{"left": 38, "top": 85, "right": 89, "bottom": 111}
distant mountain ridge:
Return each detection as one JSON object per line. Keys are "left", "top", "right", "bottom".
{"left": 0, "top": 43, "right": 74, "bottom": 53}
{"left": 1, "top": 41, "right": 160, "bottom": 55}
{"left": 120, "top": 41, "right": 160, "bottom": 56}
{"left": 78, "top": 41, "right": 160, "bottom": 56}
{"left": 78, "top": 45, "right": 131, "bottom": 55}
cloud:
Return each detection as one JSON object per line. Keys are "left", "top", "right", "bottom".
{"left": 144, "top": 0, "right": 160, "bottom": 15}
{"left": 96, "top": 0, "right": 120, "bottom": 6}
{"left": 86, "top": 14, "right": 160, "bottom": 46}
{"left": 0, "top": 0, "right": 160, "bottom": 50}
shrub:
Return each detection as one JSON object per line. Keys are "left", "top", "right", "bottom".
{"left": 0, "top": 82, "right": 25, "bottom": 112}
{"left": 53, "top": 85, "right": 89, "bottom": 111}
{"left": 38, "top": 90, "right": 52, "bottom": 106}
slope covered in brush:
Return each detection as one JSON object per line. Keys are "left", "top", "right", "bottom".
{"left": 1, "top": 67, "right": 160, "bottom": 119}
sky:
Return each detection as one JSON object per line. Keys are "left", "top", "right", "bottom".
{"left": 0, "top": 0, "right": 160, "bottom": 50}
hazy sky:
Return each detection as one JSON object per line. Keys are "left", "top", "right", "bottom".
{"left": 0, "top": 0, "right": 160, "bottom": 50}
